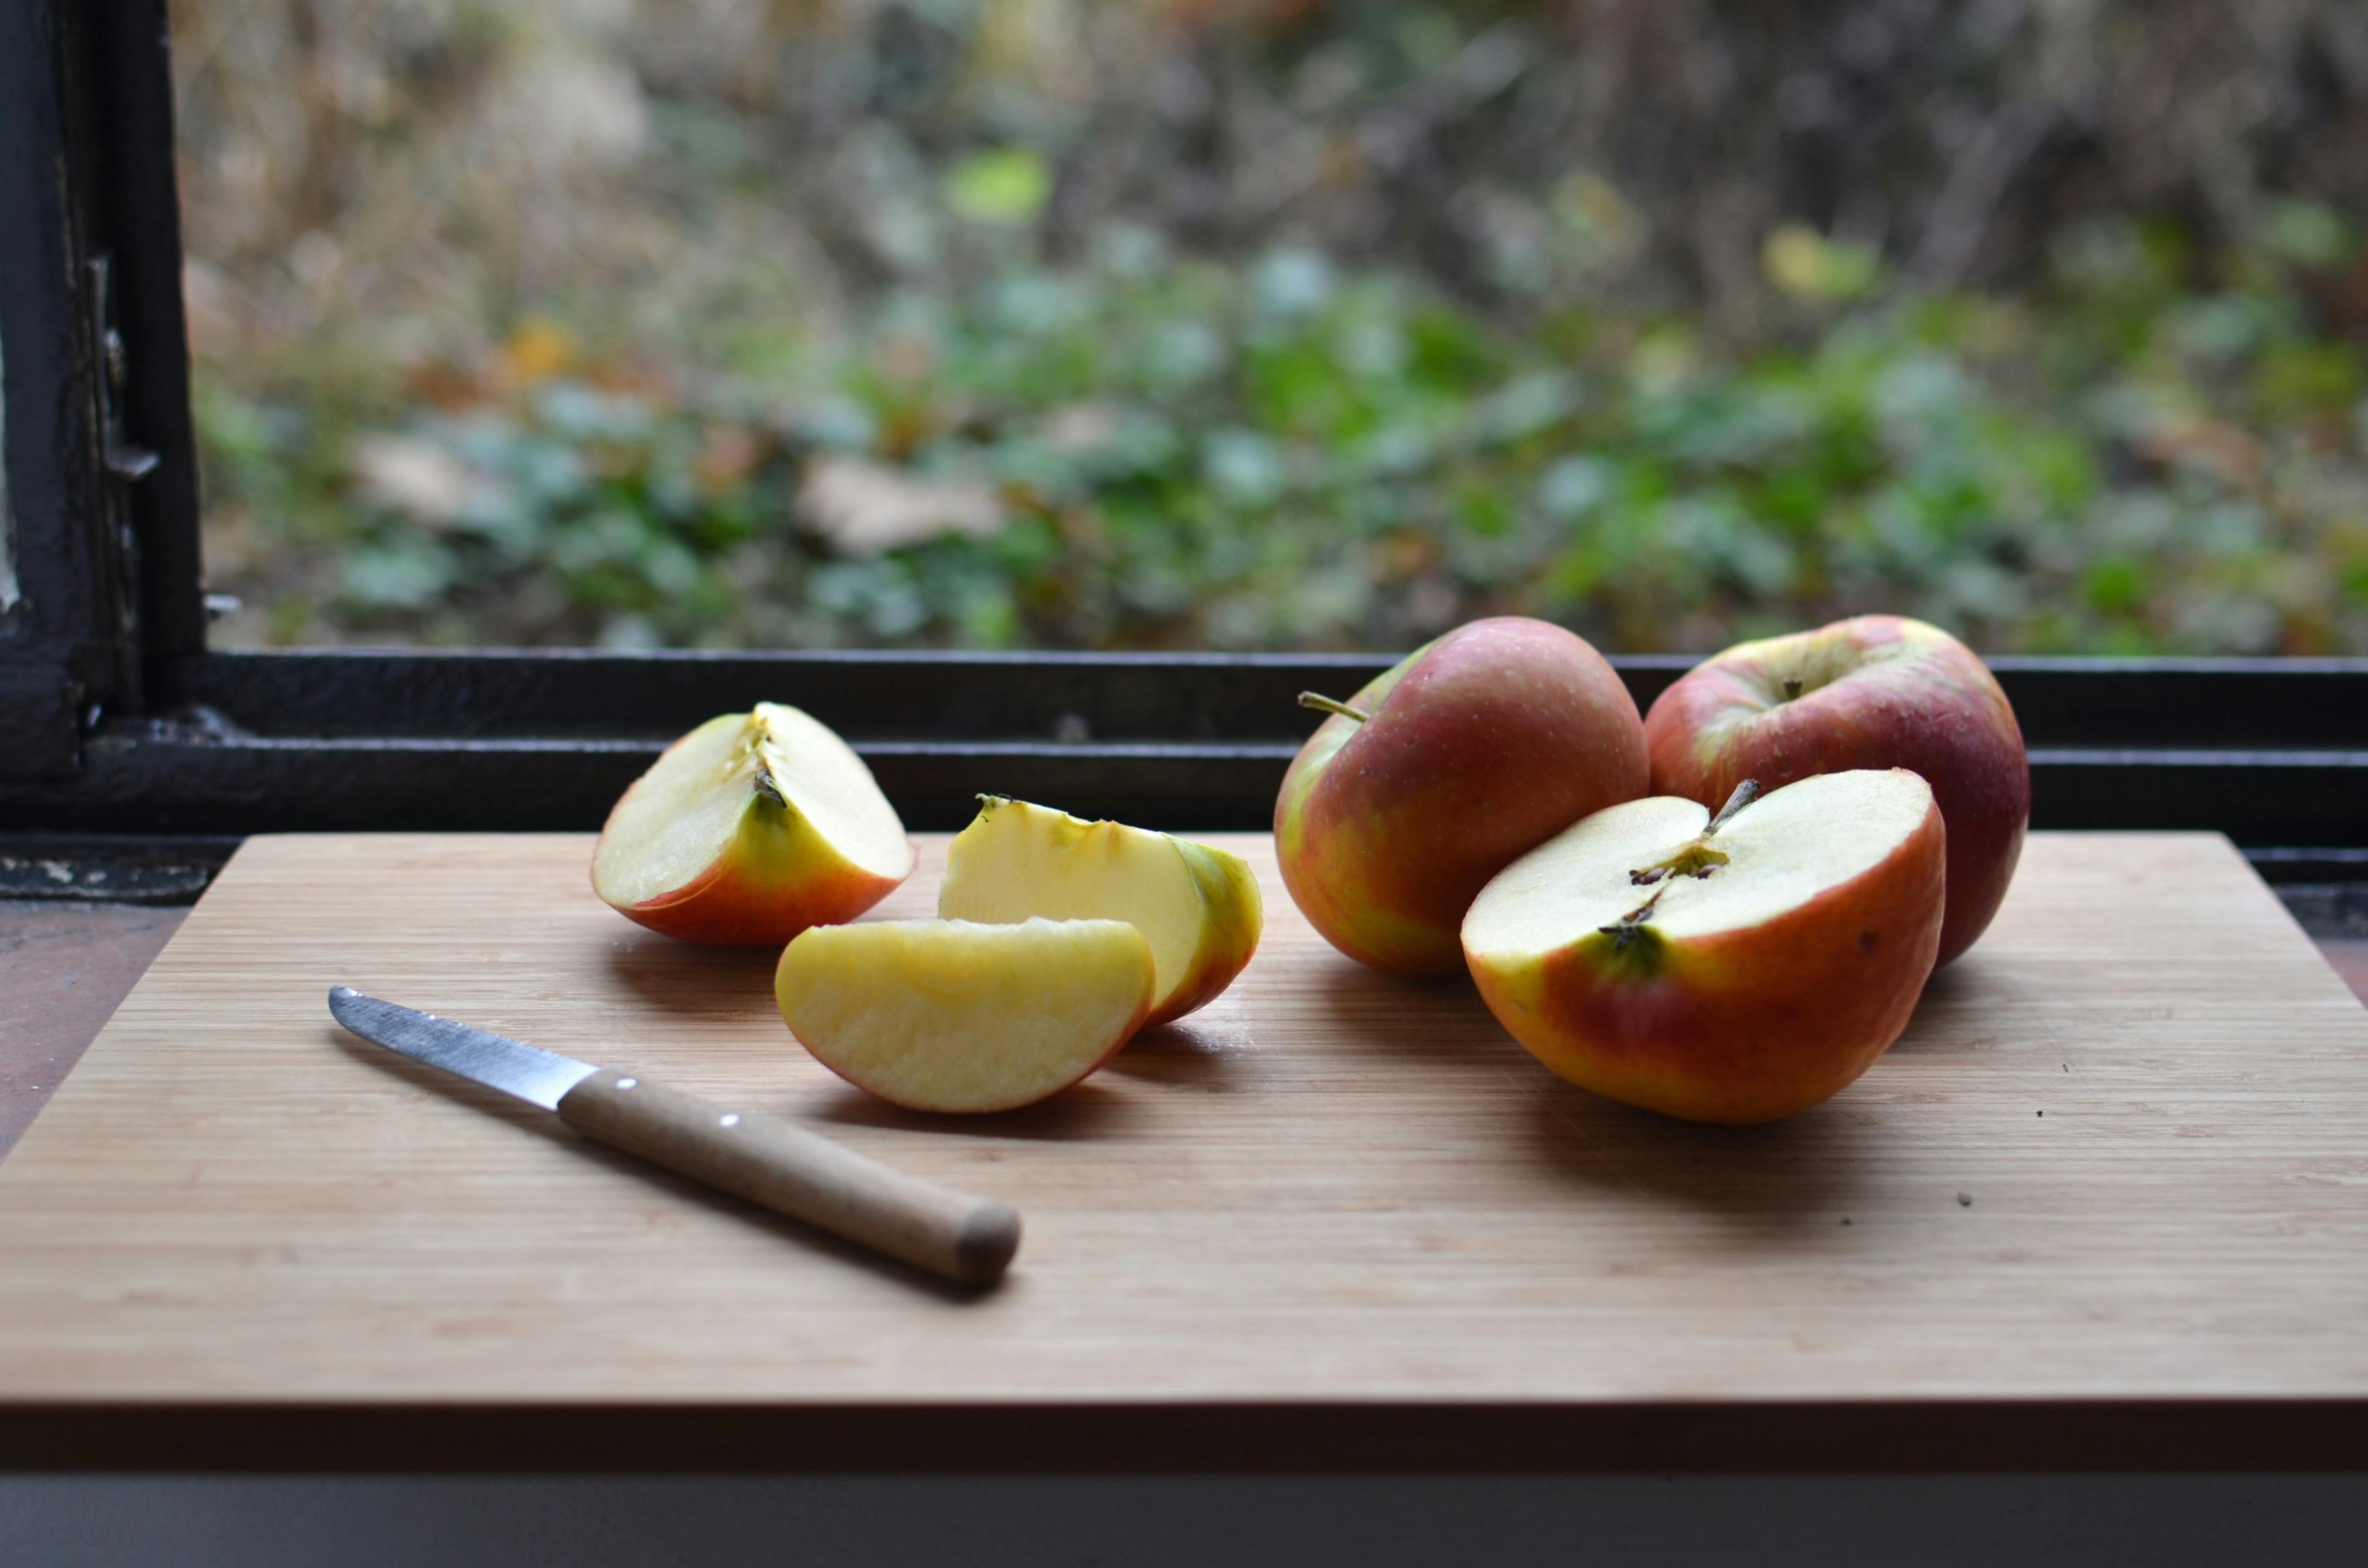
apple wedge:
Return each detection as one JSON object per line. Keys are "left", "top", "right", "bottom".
{"left": 937, "top": 797, "right": 1261, "bottom": 1028}
{"left": 1462, "top": 770, "right": 1945, "bottom": 1125}
{"left": 592, "top": 703, "right": 915, "bottom": 945}
{"left": 777, "top": 918, "right": 1155, "bottom": 1113}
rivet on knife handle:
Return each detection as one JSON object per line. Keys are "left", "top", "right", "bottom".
{"left": 555, "top": 1069, "right": 1021, "bottom": 1285}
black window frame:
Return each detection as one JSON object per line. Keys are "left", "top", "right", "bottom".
{"left": 1, "top": 3, "right": 2364, "bottom": 885}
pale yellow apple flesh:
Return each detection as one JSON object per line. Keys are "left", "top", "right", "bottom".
{"left": 1463, "top": 770, "right": 1946, "bottom": 1124}
{"left": 592, "top": 703, "right": 913, "bottom": 945}
{"left": 937, "top": 797, "right": 1261, "bottom": 1027}
{"left": 776, "top": 917, "right": 1155, "bottom": 1113}
{"left": 1466, "top": 775, "right": 1932, "bottom": 950}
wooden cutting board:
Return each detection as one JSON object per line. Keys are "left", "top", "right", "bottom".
{"left": 5, "top": 830, "right": 2368, "bottom": 1471}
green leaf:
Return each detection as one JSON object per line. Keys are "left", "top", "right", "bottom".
{"left": 2261, "top": 200, "right": 2353, "bottom": 269}
{"left": 1763, "top": 224, "right": 1882, "bottom": 303}
{"left": 342, "top": 543, "right": 453, "bottom": 609}
{"left": 945, "top": 149, "right": 1051, "bottom": 224}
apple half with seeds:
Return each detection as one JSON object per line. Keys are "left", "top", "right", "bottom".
{"left": 592, "top": 703, "right": 915, "bottom": 945}
{"left": 777, "top": 918, "right": 1155, "bottom": 1113}
{"left": 937, "top": 797, "right": 1261, "bottom": 1028}
{"left": 1462, "top": 769, "right": 1945, "bottom": 1126}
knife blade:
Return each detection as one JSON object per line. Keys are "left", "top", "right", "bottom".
{"left": 328, "top": 987, "right": 1021, "bottom": 1285}
{"left": 329, "top": 988, "right": 598, "bottom": 1110}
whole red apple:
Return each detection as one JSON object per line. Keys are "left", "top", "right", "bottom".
{"left": 1274, "top": 616, "right": 1650, "bottom": 976}
{"left": 1642, "top": 614, "right": 2028, "bottom": 966}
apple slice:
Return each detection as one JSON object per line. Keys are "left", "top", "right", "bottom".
{"left": 592, "top": 703, "right": 915, "bottom": 945}
{"left": 777, "top": 918, "right": 1155, "bottom": 1113}
{"left": 937, "top": 797, "right": 1261, "bottom": 1028}
{"left": 1461, "top": 770, "right": 1945, "bottom": 1125}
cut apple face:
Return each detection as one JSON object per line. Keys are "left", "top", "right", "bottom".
{"left": 592, "top": 703, "right": 915, "bottom": 945}
{"left": 1463, "top": 769, "right": 1947, "bottom": 1125}
{"left": 777, "top": 918, "right": 1155, "bottom": 1113}
{"left": 937, "top": 797, "right": 1261, "bottom": 1028}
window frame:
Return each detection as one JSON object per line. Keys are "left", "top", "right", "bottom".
{"left": 1, "top": 0, "right": 202, "bottom": 783}
{"left": 1, "top": 7, "right": 2363, "bottom": 872}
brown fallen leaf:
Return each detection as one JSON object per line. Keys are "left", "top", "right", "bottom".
{"left": 797, "top": 455, "right": 1005, "bottom": 556}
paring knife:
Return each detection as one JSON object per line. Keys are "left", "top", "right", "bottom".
{"left": 327, "top": 988, "right": 1021, "bottom": 1284}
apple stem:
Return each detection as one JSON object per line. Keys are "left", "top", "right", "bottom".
{"left": 1704, "top": 777, "right": 1762, "bottom": 836}
{"left": 1781, "top": 676, "right": 1803, "bottom": 701}
{"left": 1297, "top": 692, "right": 1372, "bottom": 724}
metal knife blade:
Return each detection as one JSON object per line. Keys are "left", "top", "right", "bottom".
{"left": 328, "top": 987, "right": 598, "bottom": 1110}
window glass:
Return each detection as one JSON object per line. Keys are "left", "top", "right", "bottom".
{"left": 173, "top": 2, "right": 2368, "bottom": 655}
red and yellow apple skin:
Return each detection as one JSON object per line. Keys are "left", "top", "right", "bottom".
{"left": 1144, "top": 839, "right": 1264, "bottom": 1026}
{"left": 605, "top": 803, "right": 913, "bottom": 947}
{"left": 1274, "top": 616, "right": 1651, "bottom": 976}
{"left": 1643, "top": 614, "right": 2026, "bottom": 967}
{"left": 1466, "top": 795, "right": 1946, "bottom": 1126}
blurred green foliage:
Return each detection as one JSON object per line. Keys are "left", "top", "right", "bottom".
{"left": 173, "top": 1, "right": 2368, "bottom": 655}
{"left": 197, "top": 208, "right": 2368, "bottom": 654}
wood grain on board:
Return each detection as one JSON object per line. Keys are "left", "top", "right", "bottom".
{"left": 3, "top": 831, "right": 2367, "bottom": 1469}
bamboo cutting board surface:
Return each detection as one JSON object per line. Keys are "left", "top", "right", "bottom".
{"left": 5, "top": 831, "right": 2368, "bottom": 1467}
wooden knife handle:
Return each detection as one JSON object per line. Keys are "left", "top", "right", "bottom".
{"left": 556, "top": 1069, "right": 1021, "bottom": 1285}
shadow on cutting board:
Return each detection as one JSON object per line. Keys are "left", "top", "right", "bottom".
{"left": 1303, "top": 958, "right": 1898, "bottom": 1242}
{"left": 601, "top": 933, "right": 781, "bottom": 1019}
{"left": 802, "top": 1076, "right": 1141, "bottom": 1143}
{"left": 1100, "top": 1015, "right": 1254, "bottom": 1090}
{"left": 1522, "top": 1086, "right": 1888, "bottom": 1244}
{"left": 1514, "top": 968, "right": 2004, "bottom": 1242}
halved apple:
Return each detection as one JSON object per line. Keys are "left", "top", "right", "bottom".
{"left": 777, "top": 918, "right": 1155, "bottom": 1113}
{"left": 1461, "top": 769, "right": 1946, "bottom": 1125}
{"left": 592, "top": 703, "right": 915, "bottom": 945}
{"left": 937, "top": 797, "right": 1261, "bottom": 1028}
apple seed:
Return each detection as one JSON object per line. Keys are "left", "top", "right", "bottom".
{"left": 1603, "top": 778, "right": 1764, "bottom": 946}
